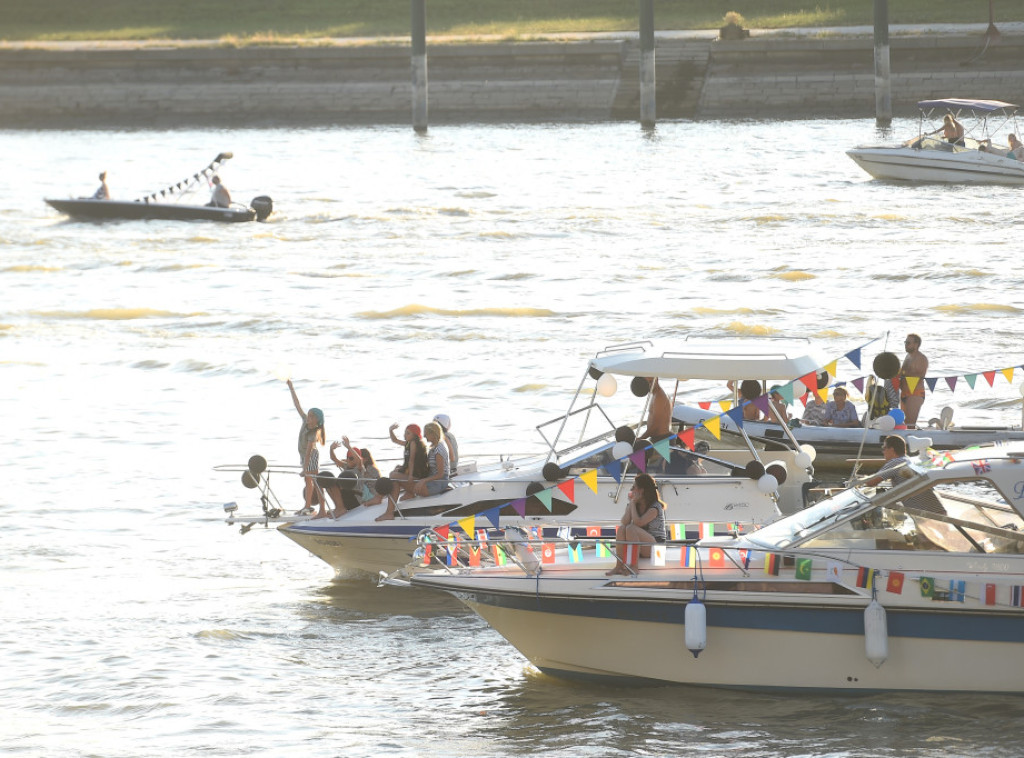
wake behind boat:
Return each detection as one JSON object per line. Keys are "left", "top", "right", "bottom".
{"left": 45, "top": 152, "right": 273, "bottom": 223}
{"left": 847, "top": 99, "right": 1024, "bottom": 184}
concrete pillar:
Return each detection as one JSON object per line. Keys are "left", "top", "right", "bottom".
{"left": 873, "top": 0, "right": 892, "bottom": 125}
{"left": 639, "top": 0, "right": 656, "bottom": 128}
{"left": 411, "top": 0, "right": 428, "bottom": 133}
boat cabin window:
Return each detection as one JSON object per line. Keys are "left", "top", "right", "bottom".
{"left": 800, "top": 478, "right": 1024, "bottom": 554}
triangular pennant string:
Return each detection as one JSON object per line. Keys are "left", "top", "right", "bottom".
{"left": 852, "top": 377, "right": 864, "bottom": 394}
{"left": 777, "top": 383, "right": 795, "bottom": 404}
{"left": 536, "top": 489, "right": 553, "bottom": 511}
{"left": 906, "top": 376, "right": 920, "bottom": 395}
{"left": 510, "top": 498, "right": 527, "bottom": 517}
{"left": 845, "top": 348, "right": 862, "bottom": 369}
{"left": 724, "top": 406, "right": 745, "bottom": 429}
{"left": 946, "top": 376, "right": 958, "bottom": 392}
{"left": 580, "top": 468, "right": 599, "bottom": 494}
{"left": 719, "top": 399, "right": 733, "bottom": 412}
{"left": 925, "top": 377, "right": 938, "bottom": 392}
{"left": 752, "top": 395, "right": 771, "bottom": 415}
{"left": 482, "top": 506, "right": 501, "bottom": 529}
{"left": 602, "top": 460, "right": 622, "bottom": 483}
{"left": 965, "top": 374, "right": 977, "bottom": 390}
{"left": 983, "top": 371, "right": 996, "bottom": 387}
{"left": 652, "top": 437, "right": 673, "bottom": 463}
{"left": 698, "top": 401, "right": 711, "bottom": 411}
{"left": 457, "top": 515, "right": 475, "bottom": 536}
{"left": 823, "top": 360, "right": 838, "bottom": 378}
{"left": 703, "top": 416, "right": 722, "bottom": 440}
{"left": 628, "top": 450, "right": 647, "bottom": 473}
{"left": 677, "top": 427, "right": 695, "bottom": 450}
{"left": 800, "top": 372, "right": 818, "bottom": 392}
{"left": 817, "top": 387, "right": 829, "bottom": 402}
{"left": 556, "top": 479, "right": 576, "bottom": 502}
{"left": 1002, "top": 367, "right": 1016, "bottom": 385}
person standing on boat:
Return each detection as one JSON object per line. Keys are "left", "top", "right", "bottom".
{"left": 605, "top": 473, "right": 667, "bottom": 577}
{"left": 92, "top": 171, "right": 109, "bottom": 199}
{"left": 208, "top": 175, "right": 231, "bottom": 208}
{"left": 941, "top": 114, "right": 965, "bottom": 146}
{"left": 824, "top": 387, "right": 859, "bottom": 428}
{"left": 638, "top": 377, "right": 672, "bottom": 440}
{"left": 900, "top": 334, "right": 928, "bottom": 429}
{"left": 432, "top": 413, "right": 459, "bottom": 471}
{"left": 286, "top": 379, "right": 326, "bottom": 515}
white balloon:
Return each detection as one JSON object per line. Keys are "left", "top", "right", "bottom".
{"left": 794, "top": 452, "right": 812, "bottom": 469}
{"left": 757, "top": 474, "right": 779, "bottom": 493}
{"left": 799, "top": 443, "right": 817, "bottom": 463}
{"left": 596, "top": 373, "right": 618, "bottom": 397}
{"left": 612, "top": 441, "right": 633, "bottom": 460}
{"left": 874, "top": 415, "right": 896, "bottom": 432}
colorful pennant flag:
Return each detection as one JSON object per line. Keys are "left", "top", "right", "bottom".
{"left": 764, "top": 553, "right": 780, "bottom": 576}
{"left": 510, "top": 498, "right": 527, "bottom": 517}
{"left": 568, "top": 543, "right": 583, "bottom": 563}
{"left": 699, "top": 523, "right": 715, "bottom": 540}
{"left": 603, "top": 460, "right": 622, "bottom": 483}
{"left": 709, "top": 547, "right": 726, "bottom": 568}
{"left": 624, "top": 543, "right": 637, "bottom": 566}
{"left": 597, "top": 541, "right": 612, "bottom": 558}
{"left": 586, "top": 526, "right": 602, "bottom": 538}
{"left": 536, "top": 489, "right": 553, "bottom": 511}
{"left": 677, "top": 428, "right": 695, "bottom": 451}
{"left": 421, "top": 544, "right": 432, "bottom": 566}
{"left": 681, "top": 546, "right": 697, "bottom": 568}
{"left": 703, "top": 416, "right": 721, "bottom": 440}
{"left": 492, "top": 544, "right": 507, "bottom": 566}
{"left": 458, "top": 515, "right": 475, "bottom": 537}
{"left": 669, "top": 523, "right": 686, "bottom": 541}
{"left": 651, "top": 437, "right": 673, "bottom": 463}
{"left": 468, "top": 546, "right": 481, "bottom": 567}
{"left": 738, "top": 548, "right": 751, "bottom": 569}
{"left": 580, "top": 469, "right": 599, "bottom": 494}
{"left": 481, "top": 507, "right": 501, "bottom": 529}
{"left": 628, "top": 450, "right": 647, "bottom": 473}
{"left": 556, "top": 479, "right": 576, "bottom": 503}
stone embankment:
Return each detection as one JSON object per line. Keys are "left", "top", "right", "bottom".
{"left": 1, "top": 32, "right": 1022, "bottom": 127}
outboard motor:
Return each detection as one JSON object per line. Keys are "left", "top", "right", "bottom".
{"left": 250, "top": 195, "right": 273, "bottom": 222}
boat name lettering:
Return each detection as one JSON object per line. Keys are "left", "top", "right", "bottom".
{"left": 724, "top": 502, "right": 750, "bottom": 511}
{"left": 1014, "top": 481, "right": 1024, "bottom": 501}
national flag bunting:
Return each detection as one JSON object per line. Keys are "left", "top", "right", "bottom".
{"left": 794, "top": 557, "right": 812, "bottom": 580}
{"left": 764, "top": 553, "right": 780, "bottom": 576}
{"left": 919, "top": 576, "right": 935, "bottom": 598}
{"left": 492, "top": 544, "right": 507, "bottom": 566}
{"left": 855, "top": 567, "right": 877, "bottom": 589}
{"left": 948, "top": 579, "right": 966, "bottom": 603}
{"left": 652, "top": 544, "right": 666, "bottom": 566}
{"left": 886, "top": 571, "right": 905, "bottom": 594}
{"left": 586, "top": 526, "right": 602, "bottom": 538}
{"left": 541, "top": 543, "right": 556, "bottom": 564}
{"left": 681, "top": 546, "right": 697, "bottom": 568}
{"left": 699, "top": 523, "right": 715, "bottom": 540}
{"left": 708, "top": 547, "right": 726, "bottom": 568}
{"left": 1012, "top": 586, "right": 1024, "bottom": 607}
{"left": 568, "top": 543, "right": 583, "bottom": 563}
{"left": 468, "top": 546, "right": 481, "bottom": 567}
{"left": 985, "top": 583, "right": 997, "bottom": 606}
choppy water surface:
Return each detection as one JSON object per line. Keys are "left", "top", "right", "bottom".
{"left": 3, "top": 120, "right": 1023, "bottom": 756}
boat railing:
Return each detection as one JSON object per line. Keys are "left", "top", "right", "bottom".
{"left": 535, "top": 400, "right": 619, "bottom": 462}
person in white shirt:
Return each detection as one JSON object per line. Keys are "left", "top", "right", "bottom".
{"left": 208, "top": 175, "right": 231, "bottom": 208}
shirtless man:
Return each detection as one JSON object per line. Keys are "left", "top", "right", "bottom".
{"left": 639, "top": 377, "right": 671, "bottom": 440}
{"left": 900, "top": 333, "right": 929, "bottom": 429}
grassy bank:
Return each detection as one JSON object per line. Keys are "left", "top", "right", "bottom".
{"left": 2, "top": 0, "right": 1015, "bottom": 42}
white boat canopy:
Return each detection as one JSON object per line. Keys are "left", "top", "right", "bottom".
{"left": 588, "top": 339, "right": 827, "bottom": 382}
{"left": 917, "top": 98, "right": 1018, "bottom": 113}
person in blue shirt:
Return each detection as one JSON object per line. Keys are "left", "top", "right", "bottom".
{"left": 824, "top": 387, "right": 860, "bottom": 428}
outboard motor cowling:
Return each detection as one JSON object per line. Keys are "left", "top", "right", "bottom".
{"left": 250, "top": 195, "right": 273, "bottom": 222}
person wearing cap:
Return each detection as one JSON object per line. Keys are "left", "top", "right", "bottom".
{"left": 433, "top": 413, "right": 459, "bottom": 471}
{"left": 287, "top": 379, "right": 326, "bottom": 515}
{"left": 824, "top": 387, "right": 860, "bottom": 428}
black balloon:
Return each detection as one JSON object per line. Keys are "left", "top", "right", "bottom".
{"left": 588, "top": 366, "right": 603, "bottom": 381}
{"left": 739, "top": 380, "right": 762, "bottom": 400}
{"left": 630, "top": 376, "right": 651, "bottom": 397}
{"left": 614, "top": 426, "right": 637, "bottom": 444}
{"left": 374, "top": 477, "right": 393, "bottom": 495}
{"left": 766, "top": 463, "right": 788, "bottom": 485}
{"left": 745, "top": 460, "right": 766, "bottom": 480}
{"left": 816, "top": 371, "right": 830, "bottom": 390}
{"left": 873, "top": 352, "right": 901, "bottom": 380}
{"left": 542, "top": 462, "right": 564, "bottom": 482}
{"left": 241, "top": 471, "right": 258, "bottom": 489}
{"left": 247, "top": 454, "right": 267, "bottom": 476}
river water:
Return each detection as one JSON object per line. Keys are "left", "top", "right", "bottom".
{"left": 3, "top": 119, "right": 1024, "bottom": 757}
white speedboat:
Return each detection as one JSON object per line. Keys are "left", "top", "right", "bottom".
{"left": 405, "top": 442, "right": 1024, "bottom": 693}
{"left": 221, "top": 339, "right": 830, "bottom": 576}
{"left": 847, "top": 99, "right": 1024, "bottom": 184}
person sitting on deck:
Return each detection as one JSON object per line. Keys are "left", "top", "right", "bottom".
{"left": 207, "top": 175, "right": 231, "bottom": 208}
{"left": 92, "top": 171, "right": 109, "bottom": 199}
{"left": 824, "top": 387, "right": 860, "bottom": 428}
{"left": 605, "top": 473, "right": 667, "bottom": 576}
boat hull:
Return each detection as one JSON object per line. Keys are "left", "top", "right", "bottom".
{"left": 46, "top": 197, "right": 258, "bottom": 223}
{"left": 846, "top": 146, "right": 1024, "bottom": 184}
{"left": 417, "top": 570, "right": 1024, "bottom": 693}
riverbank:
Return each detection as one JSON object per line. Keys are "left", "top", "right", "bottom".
{"left": 2, "top": 25, "right": 1022, "bottom": 127}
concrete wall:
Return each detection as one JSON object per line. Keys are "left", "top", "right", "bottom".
{"left": 1, "top": 34, "right": 1022, "bottom": 127}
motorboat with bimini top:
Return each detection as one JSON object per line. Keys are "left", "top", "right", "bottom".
{"left": 402, "top": 442, "right": 1024, "bottom": 693}
{"left": 673, "top": 346, "right": 1024, "bottom": 475}
{"left": 219, "top": 339, "right": 832, "bottom": 577}
{"left": 847, "top": 99, "right": 1024, "bottom": 184}
{"left": 45, "top": 153, "right": 273, "bottom": 223}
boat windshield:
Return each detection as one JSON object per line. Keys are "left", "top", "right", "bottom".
{"left": 744, "top": 487, "right": 871, "bottom": 551}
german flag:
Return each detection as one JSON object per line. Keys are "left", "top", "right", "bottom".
{"left": 764, "top": 553, "right": 780, "bottom": 576}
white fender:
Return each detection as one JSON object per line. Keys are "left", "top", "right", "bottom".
{"left": 864, "top": 598, "right": 889, "bottom": 668}
{"left": 684, "top": 597, "right": 707, "bottom": 658}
